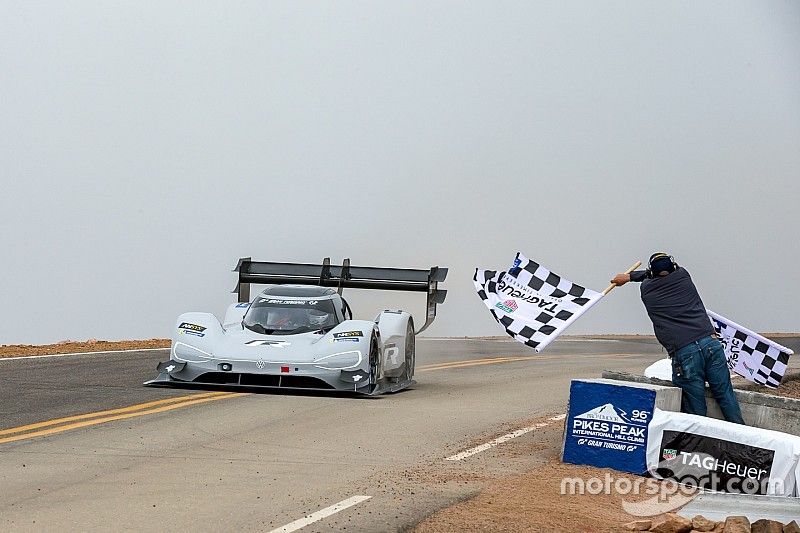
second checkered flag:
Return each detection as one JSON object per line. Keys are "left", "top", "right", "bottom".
{"left": 708, "top": 310, "right": 794, "bottom": 388}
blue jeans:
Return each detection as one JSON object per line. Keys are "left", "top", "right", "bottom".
{"left": 671, "top": 336, "right": 745, "bottom": 424}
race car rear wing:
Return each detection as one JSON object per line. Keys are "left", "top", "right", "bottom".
{"left": 233, "top": 257, "right": 448, "bottom": 334}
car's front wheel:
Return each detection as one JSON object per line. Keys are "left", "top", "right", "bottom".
{"left": 403, "top": 319, "right": 415, "bottom": 382}
{"left": 369, "top": 330, "right": 381, "bottom": 386}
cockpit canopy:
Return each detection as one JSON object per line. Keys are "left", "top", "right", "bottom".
{"left": 243, "top": 293, "right": 340, "bottom": 335}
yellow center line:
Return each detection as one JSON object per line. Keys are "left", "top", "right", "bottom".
{"left": 0, "top": 391, "right": 229, "bottom": 437}
{"left": 418, "top": 359, "right": 503, "bottom": 371}
{"left": 0, "top": 392, "right": 243, "bottom": 445}
{"left": 419, "top": 355, "right": 543, "bottom": 368}
{"left": 1, "top": 351, "right": 650, "bottom": 445}
{"left": 417, "top": 352, "right": 649, "bottom": 372}
{"left": 419, "top": 355, "right": 558, "bottom": 372}
{"left": 418, "top": 356, "right": 521, "bottom": 369}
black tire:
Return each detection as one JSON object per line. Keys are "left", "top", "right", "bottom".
{"left": 404, "top": 319, "right": 415, "bottom": 381}
{"left": 369, "top": 330, "right": 381, "bottom": 385}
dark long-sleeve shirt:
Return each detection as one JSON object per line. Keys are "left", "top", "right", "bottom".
{"left": 629, "top": 267, "right": 714, "bottom": 353}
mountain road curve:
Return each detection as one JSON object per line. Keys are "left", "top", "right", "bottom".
{"left": 0, "top": 337, "right": 743, "bottom": 532}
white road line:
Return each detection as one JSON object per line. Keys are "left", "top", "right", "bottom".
{"left": 0, "top": 347, "right": 169, "bottom": 361}
{"left": 268, "top": 495, "right": 372, "bottom": 533}
{"left": 445, "top": 413, "right": 566, "bottom": 461}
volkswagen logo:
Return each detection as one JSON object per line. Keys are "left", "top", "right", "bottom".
{"left": 256, "top": 359, "right": 265, "bottom": 369}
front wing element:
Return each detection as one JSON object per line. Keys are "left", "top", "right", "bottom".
{"left": 144, "top": 361, "right": 414, "bottom": 396}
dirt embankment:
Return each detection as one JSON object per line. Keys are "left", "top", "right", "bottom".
{"left": 0, "top": 339, "right": 169, "bottom": 358}
{"left": 414, "top": 460, "right": 660, "bottom": 532}
{"left": 736, "top": 371, "right": 800, "bottom": 399}
{"left": 412, "top": 420, "right": 695, "bottom": 533}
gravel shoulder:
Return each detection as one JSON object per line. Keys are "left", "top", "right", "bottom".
{"left": 412, "top": 421, "right": 683, "bottom": 533}
{"left": 0, "top": 339, "right": 169, "bottom": 357}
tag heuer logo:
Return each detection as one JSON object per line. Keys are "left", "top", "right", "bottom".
{"left": 662, "top": 448, "right": 678, "bottom": 461}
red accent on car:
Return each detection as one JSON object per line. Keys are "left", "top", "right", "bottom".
{"left": 281, "top": 366, "right": 290, "bottom": 373}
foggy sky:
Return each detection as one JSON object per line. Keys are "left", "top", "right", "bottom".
{"left": 2, "top": 1, "right": 799, "bottom": 345}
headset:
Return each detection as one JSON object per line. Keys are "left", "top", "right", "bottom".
{"left": 646, "top": 252, "right": 678, "bottom": 279}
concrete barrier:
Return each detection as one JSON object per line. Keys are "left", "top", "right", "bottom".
{"left": 602, "top": 370, "right": 800, "bottom": 436}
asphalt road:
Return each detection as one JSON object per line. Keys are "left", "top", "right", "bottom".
{"left": 0, "top": 337, "right": 788, "bottom": 532}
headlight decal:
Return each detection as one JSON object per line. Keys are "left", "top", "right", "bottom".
{"left": 173, "top": 341, "right": 212, "bottom": 363}
{"left": 313, "top": 350, "right": 363, "bottom": 370}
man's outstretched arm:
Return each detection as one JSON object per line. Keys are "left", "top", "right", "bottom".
{"left": 611, "top": 270, "right": 647, "bottom": 286}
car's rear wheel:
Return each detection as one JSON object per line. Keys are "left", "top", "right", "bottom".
{"left": 404, "top": 319, "right": 415, "bottom": 381}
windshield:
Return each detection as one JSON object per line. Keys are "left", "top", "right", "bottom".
{"left": 243, "top": 297, "right": 339, "bottom": 335}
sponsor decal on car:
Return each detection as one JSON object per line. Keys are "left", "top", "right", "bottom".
{"left": 245, "top": 340, "right": 290, "bottom": 347}
{"left": 235, "top": 302, "right": 250, "bottom": 308}
{"left": 384, "top": 343, "right": 400, "bottom": 364}
{"left": 178, "top": 322, "right": 207, "bottom": 337}
{"left": 262, "top": 299, "right": 314, "bottom": 305}
{"left": 333, "top": 331, "right": 363, "bottom": 339}
{"left": 662, "top": 448, "right": 677, "bottom": 461}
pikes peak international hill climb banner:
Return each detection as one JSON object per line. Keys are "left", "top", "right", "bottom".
{"left": 474, "top": 253, "right": 603, "bottom": 353}
{"left": 708, "top": 310, "right": 794, "bottom": 388}
{"left": 563, "top": 380, "right": 657, "bottom": 475}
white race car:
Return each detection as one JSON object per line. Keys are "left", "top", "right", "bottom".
{"left": 145, "top": 258, "right": 447, "bottom": 395}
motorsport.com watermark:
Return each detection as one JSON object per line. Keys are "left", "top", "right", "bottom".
{"left": 559, "top": 472, "right": 785, "bottom": 517}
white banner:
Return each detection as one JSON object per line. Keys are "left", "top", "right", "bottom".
{"left": 646, "top": 408, "right": 800, "bottom": 497}
{"left": 474, "top": 253, "right": 603, "bottom": 353}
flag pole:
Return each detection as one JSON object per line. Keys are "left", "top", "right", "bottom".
{"left": 602, "top": 261, "right": 642, "bottom": 295}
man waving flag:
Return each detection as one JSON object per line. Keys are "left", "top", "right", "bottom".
{"left": 474, "top": 253, "right": 611, "bottom": 353}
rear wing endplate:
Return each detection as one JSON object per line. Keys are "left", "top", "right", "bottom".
{"left": 233, "top": 257, "right": 448, "bottom": 334}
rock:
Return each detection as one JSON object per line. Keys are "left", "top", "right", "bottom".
{"left": 692, "top": 515, "right": 717, "bottom": 532}
{"left": 751, "top": 519, "right": 784, "bottom": 533}
{"left": 650, "top": 513, "right": 693, "bottom": 533}
{"left": 622, "top": 519, "right": 652, "bottom": 531}
{"left": 723, "top": 516, "right": 751, "bottom": 533}
{"left": 785, "top": 521, "right": 800, "bottom": 533}
{"left": 86, "top": 338, "right": 98, "bottom": 344}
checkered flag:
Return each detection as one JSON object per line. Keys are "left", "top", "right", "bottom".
{"left": 708, "top": 310, "right": 794, "bottom": 388}
{"left": 474, "top": 253, "right": 604, "bottom": 353}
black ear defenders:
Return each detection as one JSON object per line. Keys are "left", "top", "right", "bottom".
{"left": 646, "top": 253, "right": 677, "bottom": 278}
